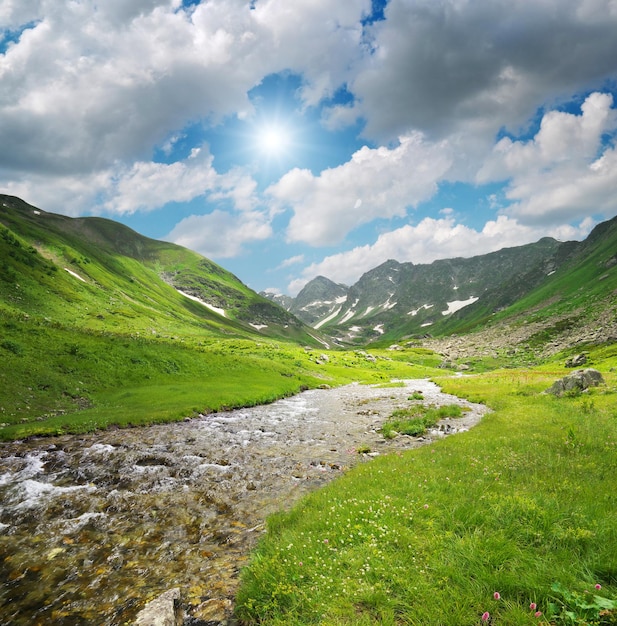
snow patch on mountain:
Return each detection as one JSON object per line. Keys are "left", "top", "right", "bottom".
{"left": 314, "top": 307, "right": 342, "bottom": 330}
{"left": 441, "top": 296, "right": 479, "bottom": 316}
{"left": 64, "top": 268, "right": 86, "bottom": 282}
{"left": 177, "top": 290, "right": 226, "bottom": 317}
{"left": 408, "top": 304, "right": 433, "bottom": 316}
{"left": 340, "top": 309, "right": 357, "bottom": 324}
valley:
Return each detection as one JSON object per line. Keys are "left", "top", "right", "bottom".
{"left": 1, "top": 195, "right": 616, "bottom": 625}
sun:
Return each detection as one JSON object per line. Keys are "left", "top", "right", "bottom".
{"left": 257, "top": 124, "right": 290, "bottom": 156}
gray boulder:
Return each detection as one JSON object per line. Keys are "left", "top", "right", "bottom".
{"left": 545, "top": 368, "right": 605, "bottom": 396}
{"left": 565, "top": 353, "right": 587, "bottom": 368}
{"left": 134, "top": 588, "right": 182, "bottom": 626}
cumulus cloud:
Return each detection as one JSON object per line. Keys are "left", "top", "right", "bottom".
{"left": 0, "top": 0, "right": 369, "bottom": 178}
{"left": 348, "top": 0, "right": 617, "bottom": 143}
{"left": 164, "top": 209, "right": 272, "bottom": 259}
{"left": 478, "top": 92, "right": 617, "bottom": 225}
{"left": 278, "top": 254, "right": 305, "bottom": 268}
{"left": 286, "top": 215, "right": 595, "bottom": 295}
{"left": 2, "top": 145, "right": 259, "bottom": 220}
{"left": 105, "top": 148, "right": 219, "bottom": 214}
{"left": 268, "top": 132, "right": 453, "bottom": 246}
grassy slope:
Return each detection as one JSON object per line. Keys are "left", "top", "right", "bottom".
{"left": 0, "top": 309, "right": 444, "bottom": 440}
{"left": 235, "top": 346, "right": 617, "bottom": 625}
{"left": 1, "top": 196, "right": 364, "bottom": 439}
{"left": 0, "top": 195, "right": 311, "bottom": 343}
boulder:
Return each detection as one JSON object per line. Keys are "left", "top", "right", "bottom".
{"left": 133, "top": 588, "right": 182, "bottom": 626}
{"left": 565, "top": 353, "right": 587, "bottom": 368}
{"left": 545, "top": 368, "right": 605, "bottom": 396}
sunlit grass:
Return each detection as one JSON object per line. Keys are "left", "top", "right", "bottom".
{"left": 235, "top": 358, "right": 617, "bottom": 625}
{"left": 0, "top": 314, "right": 445, "bottom": 439}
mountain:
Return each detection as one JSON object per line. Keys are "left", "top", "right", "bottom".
{"left": 0, "top": 195, "right": 317, "bottom": 345}
{"left": 275, "top": 218, "right": 617, "bottom": 351}
{"left": 262, "top": 276, "right": 349, "bottom": 328}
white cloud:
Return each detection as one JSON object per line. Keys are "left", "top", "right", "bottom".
{"left": 0, "top": 0, "right": 369, "bottom": 179}
{"left": 478, "top": 92, "right": 617, "bottom": 225}
{"left": 350, "top": 0, "right": 617, "bottom": 144}
{"left": 105, "top": 148, "right": 219, "bottom": 214}
{"left": 278, "top": 254, "right": 305, "bottom": 268}
{"left": 1, "top": 146, "right": 258, "bottom": 219}
{"left": 287, "top": 215, "right": 595, "bottom": 295}
{"left": 164, "top": 209, "right": 272, "bottom": 259}
{"left": 268, "top": 132, "right": 453, "bottom": 246}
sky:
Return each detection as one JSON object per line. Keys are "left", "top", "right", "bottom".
{"left": 1, "top": 0, "right": 617, "bottom": 296}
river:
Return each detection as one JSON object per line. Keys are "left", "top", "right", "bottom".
{"left": 0, "top": 379, "right": 488, "bottom": 625}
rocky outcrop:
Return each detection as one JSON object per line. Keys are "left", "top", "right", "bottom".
{"left": 544, "top": 369, "right": 605, "bottom": 396}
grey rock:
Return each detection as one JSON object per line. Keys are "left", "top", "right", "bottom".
{"left": 565, "top": 353, "right": 587, "bottom": 368}
{"left": 134, "top": 588, "right": 182, "bottom": 626}
{"left": 545, "top": 368, "right": 605, "bottom": 396}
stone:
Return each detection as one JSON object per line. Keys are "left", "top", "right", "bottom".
{"left": 565, "top": 353, "right": 587, "bottom": 368}
{"left": 545, "top": 368, "right": 605, "bottom": 396}
{"left": 133, "top": 588, "right": 182, "bottom": 626}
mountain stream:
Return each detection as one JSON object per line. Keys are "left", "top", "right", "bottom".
{"left": 0, "top": 379, "right": 488, "bottom": 625}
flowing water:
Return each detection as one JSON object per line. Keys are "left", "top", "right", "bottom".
{"left": 0, "top": 379, "right": 488, "bottom": 625}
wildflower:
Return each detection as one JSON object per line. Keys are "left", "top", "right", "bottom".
{"left": 493, "top": 592, "right": 500, "bottom": 600}
{"left": 298, "top": 562, "right": 303, "bottom": 566}
{"left": 534, "top": 611, "right": 542, "bottom": 618}
{"left": 481, "top": 611, "right": 490, "bottom": 621}
{"left": 595, "top": 584, "right": 602, "bottom": 590}
{"left": 323, "top": 539, "right": 329, "bottom": 544}
{"left": 529, "top": 602, "right": 537, "bottom": 610}
{"left": 423, "top": 504, "right": 429, "bottom": 509}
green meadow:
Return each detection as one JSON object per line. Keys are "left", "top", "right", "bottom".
{"left": 0, "top": 312, "right": 442, "bottom": 440}
{"left": 235, "top": 346, "right": 617, "bottom": 625}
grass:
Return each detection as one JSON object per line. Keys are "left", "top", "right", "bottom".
{"left": 0, "top": 312, "right": 445, "bottom": 440}
{"left": 381, "top": 403, "right": 464, "bottom": 438}
{"left": 234, "top": 351, "right": 617, "bottom": 625}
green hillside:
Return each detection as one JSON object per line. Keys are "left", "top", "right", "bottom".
{"left": 0, "top": 195, "right": 311, "bottom": 343}
{"left": 0, "top": 195, "right": 441, "bottom": 440}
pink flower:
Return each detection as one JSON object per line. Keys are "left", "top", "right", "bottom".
{"left": 529, "top": 602, "right": 537, "bottom": 610}
{"left": 595, "top": 584, "right": 602, "bottom": 590}
{"left": 323, "top": 539, "right": 329, "bottom": 544}
{"left": 493, "top": 592, "right": 500, "bottom": 600}
{"left": 481, "top": 611, "right": 490, "bottom": 621}
{"left": 298, "top": 562, "right": 303, "bottom": 566}
{"left": 423, "top": 504, "right": 429, "bottom": 509}
{"left": 534, "top": 611, "right": 542, "bottom": 618}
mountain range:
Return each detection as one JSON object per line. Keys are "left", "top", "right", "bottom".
{"left": 263, "top": 216, "right": 617, "bottom": 353}
{"left": 2, "top": 193, "right": 616, "bottom": 359}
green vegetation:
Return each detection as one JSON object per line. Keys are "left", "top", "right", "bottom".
{"left": 235, "top": 350, "right": 617, "bottom": 625}
{"left": 0, "top": 310, "right": 444, "bottom": 439}
{"left": 381, "top": 403, "right": 463, "bottom": 438}
{"left": 2, "top": 195, "right": 617, "bottom": 624}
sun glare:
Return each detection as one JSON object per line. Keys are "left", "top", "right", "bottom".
{"left": 258, "top": 125, "right": 289, "bottom": 155}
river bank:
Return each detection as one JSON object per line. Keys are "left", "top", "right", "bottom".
{"left": 0, "top": 379, "right": 488, "bottom": 625}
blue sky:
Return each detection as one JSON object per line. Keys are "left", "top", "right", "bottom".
{"left": 1, "top": 1, "right": 617, "bottom": 295}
